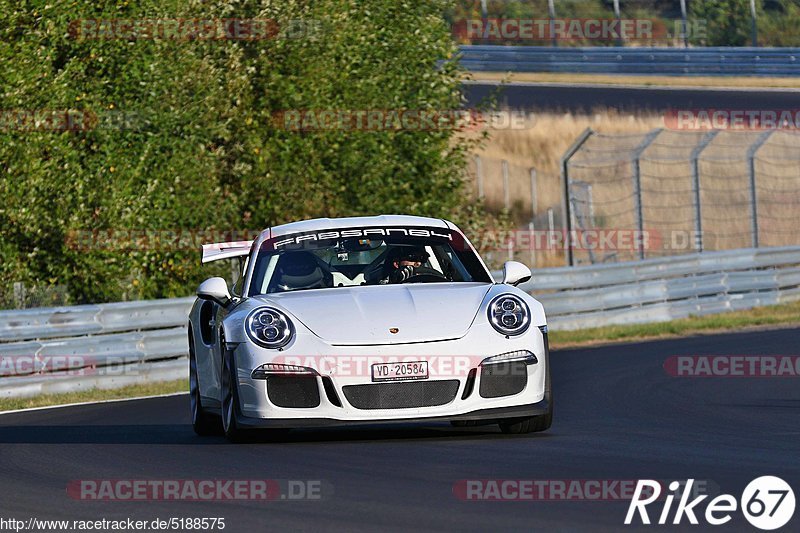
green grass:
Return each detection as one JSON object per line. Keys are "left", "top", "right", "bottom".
{"left": 0, "top": 379, "right": 188, "bottom": 413}
{"left": 549, "top": 300, "right": 800, "bottom": 348}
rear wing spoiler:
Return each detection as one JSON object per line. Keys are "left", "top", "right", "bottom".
{"left": 201, "top": 241, "right": 254, "bottom": 263}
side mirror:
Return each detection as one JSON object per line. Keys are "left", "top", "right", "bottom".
{"left": 501, "top": 261, "right": 532, "bottom": 287}
{"left": 197, "top": 277, "right": 232, "bottom": 307}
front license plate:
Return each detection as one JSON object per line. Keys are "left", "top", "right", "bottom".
{"left": 371, "top": 361, "right": 429, "bottom": 382}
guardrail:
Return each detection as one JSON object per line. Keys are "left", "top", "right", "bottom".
{"left": 0, "top": 298, "right": 193, "bottom": 399}
{"left": 459, "top": 46, "right": 800, "bottom": 76}
{"left": 519, "top": 246, "right": 800, "bottom": 330}
{"left": 2, "top": 245, "right": 800, "bottom": 398}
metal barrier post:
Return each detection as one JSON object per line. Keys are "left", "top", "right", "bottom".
{"left": 631, "top": 129, "right": 663, "bottom": 260}
{"left": 529, "top": 168, "right": 537, "bottom": 268}
{"left": 746, "top": 130, "right": 774, "bottom": 248}
{"left": 690, "top": 130, "right": 720, "bottom": 252}
{"left": 679, "top": 0, "right": 689, "bottom": 47}
{"left": 560, "top": 128, "right": 595, "bottom": 266}
{"left": 548, "top": 0, "right": 557, "bottom": 47}
{"left": 474, "top": 155, "right": 484, "bottom": 200}
{"left": 502, "top": 159, "right": 510, "bottom": 211}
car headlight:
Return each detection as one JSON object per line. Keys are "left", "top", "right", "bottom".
{"left": 246, "top": 308, "right": 294, "bottom": 349}
{"left": 487, "top": 294, "right": 530, "bottom": 336}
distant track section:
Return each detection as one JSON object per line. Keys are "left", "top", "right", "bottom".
{"left": 459, "top": 46, "right": 800, "bottom": 77}
{"left": 463, "top": 80, "right": 800, "bottom": 113}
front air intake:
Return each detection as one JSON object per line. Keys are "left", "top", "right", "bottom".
{"left": 479, "top": 361, "right": 528, "bottom": 398}
{"left": 266, "top": 375, "right": 321, "bottom": 408}
{"left": 342, "top": 380, "right": 460, "bottom": 410}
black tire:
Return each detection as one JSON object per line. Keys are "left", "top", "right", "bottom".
{"left": 498, "top": 408, "right": 551, "bottom": 434}
{"left": 220, "top": 336, "right": 291, "bottom": 443}
{"left": 189, "top": 333, "right": 222, "bottom": 436}
{"left": 499, "top": 339, "right": 553, "bottom": 435}
{"left": 221, "top": 344, "right": 251, "bottom": 443}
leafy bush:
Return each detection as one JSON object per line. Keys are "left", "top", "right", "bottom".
{"left": 1, "top": 0, "right": 493, "bottom": 305}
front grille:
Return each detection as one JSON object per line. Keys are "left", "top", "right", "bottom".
{"left": 479, "top": 361, "right": 528, "bottom": 398}
{"left": 266, "top": 375, "right": 320, "bottom": 408}
{"left": 343, "top": 380, "right": 460, "bottom": 410}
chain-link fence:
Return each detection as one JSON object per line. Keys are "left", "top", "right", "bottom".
{"left": 470, "top": 128, "right": 800, "bottom": 268}
{"left": 0, "top": 283, "right": 71, "bottom": 310}
{"left": 565, "top": 128, "right": 800, "bottom": 265}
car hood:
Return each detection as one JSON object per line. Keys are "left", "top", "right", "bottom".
{"left": 259, "top": 283, "right": 493, "bottom": 345}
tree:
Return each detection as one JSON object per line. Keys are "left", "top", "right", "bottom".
{"left": 690, "top": 0, "right": 761, "bottom": 46}
{"left": 0, "top": 0, "right": 483, "bottom": 305}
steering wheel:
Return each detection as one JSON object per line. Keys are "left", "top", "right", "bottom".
{"left": 401, "top": 272, "right": 449, "bottom": 283}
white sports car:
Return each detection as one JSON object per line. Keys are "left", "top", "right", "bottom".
{"left": 189, "top": 215, "right": 551, "bottom": 441}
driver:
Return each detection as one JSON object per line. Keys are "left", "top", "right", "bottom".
{"left": 383, "top": 247, "right": 440, "bottom": 284}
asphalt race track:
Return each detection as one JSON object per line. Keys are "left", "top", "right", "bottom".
{"left": 464, "top": 82, "right": 800, "bottom": 113}
{"left": 1, "top": 327, "right": 798, "bottom": 532}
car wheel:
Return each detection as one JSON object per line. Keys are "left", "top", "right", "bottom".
{"left": 499, "top": 350, "right": 553, "bottom": 435}
{"left": 189, "top": 334, "right": 222, "bottom": 436}
{"left": 220, "top": 341, "right": 250, "bottom": 443}
{"left": 498, "top": 410, "right": 550, "bottom": 434}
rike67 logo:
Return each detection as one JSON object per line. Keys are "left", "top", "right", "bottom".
{"left": 626, "top": 477, "right": 795, "bottom": 530}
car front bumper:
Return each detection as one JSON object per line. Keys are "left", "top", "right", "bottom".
{"left": 229, "top": 325, "right": 550, "bottom": 427}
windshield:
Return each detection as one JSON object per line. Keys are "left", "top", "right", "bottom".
{"left": 248, "top": 226, "right": 491, "bottom": 295}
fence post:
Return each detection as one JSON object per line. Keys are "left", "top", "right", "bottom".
{"left": 502, "top": 159, "right": 510, "bottom": 211}
{"left": 474, "top": 155, "right": 484, "bottom": 200}
{"left": 548, "top": 0, "right": 557, "bottom": 47}
{"left": 690, "top": 130, "right": 719, "bottom": 253}
{"left": 560, "top": 128, "right": 594, "bottom": 266}
{"left": 746, "top": 130, "right": 774, "bottom": 248}
{"left": 13, "top": 282, "right": 25, "bottom": 310}
{"left": 529, "top": 168, "right": 537, "bottom": 268}
{"left": 679, "top": 0, "right": 689, "bottom": 47}
{"left": 631, "top": 129, "right": 662, "bottom": 260}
